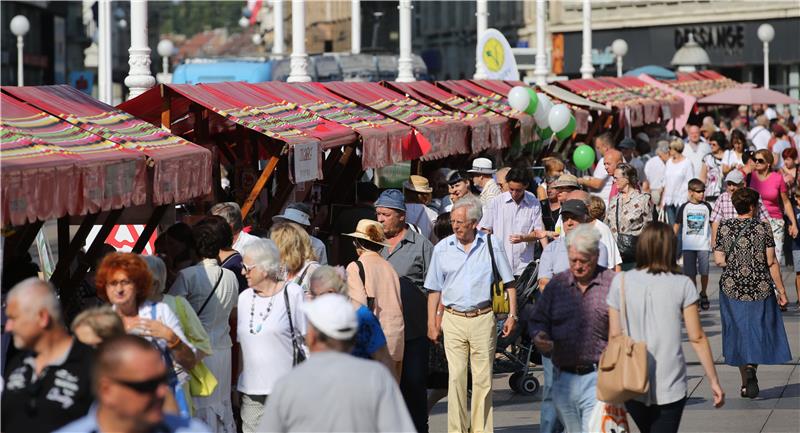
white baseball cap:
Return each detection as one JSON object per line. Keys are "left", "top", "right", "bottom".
{"left": 301, "top": 294, "right": 358, "bottom": 340}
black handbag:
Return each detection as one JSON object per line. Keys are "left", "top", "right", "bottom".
{"left": 283, "top": 284, "right": 306, "bottom": 366}
{"left": 615, "top": 196, "right": 639, "bottom": 263}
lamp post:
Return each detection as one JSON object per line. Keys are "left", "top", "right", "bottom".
{"left": 396, "top": 0, "right": 415, "bottom": 82}
{"left": 10, "top": 15, "right": 29, "bottom": 86}
{"left": 473, "top": 0, "right": 488, "bottom": 80}
{"left": 612, "top": 39, "right": 628, "bottom": 77}
{"left": 758, "top": 23, "right": 774, "bottom": 89}
{"left": 273, "top": 0, "right": 284, "bottom": 56}
{"left": 351, "top": 0, "right": 360, "bottom": 54}
{"left": 124, "top": 0, "right": 156, "bottom": 100}
{"left": 156, "top": 39, "right": 174, "bottom": 84}
{"left": 533, "top": 0, "right": 548, "bottom": 86}
{"left": 579, "top": 0, "right": 594, "bottom": 79}
{"left": 98, "top": 0, "right": 113, "bottom": 104}
{"left": 287, "top": 0, "right": 311, "bottom": 82}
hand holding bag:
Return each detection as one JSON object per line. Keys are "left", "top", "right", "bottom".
{"left": 486, "top": 234, "right": 509, "bottom": 314}
{"left": 597, "top": 273, "right": 650, "bottom": 403}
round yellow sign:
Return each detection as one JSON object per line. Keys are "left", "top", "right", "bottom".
{"left": 482, "top": 38, "right": 505, "bottom": 72}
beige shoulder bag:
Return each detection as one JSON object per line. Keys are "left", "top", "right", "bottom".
{"left": 596, "top": 273, "right": 650, "bottom": 403}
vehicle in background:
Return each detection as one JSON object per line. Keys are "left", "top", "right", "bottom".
{"left": 172, "top": 58, "right": 273, "bottom": 84}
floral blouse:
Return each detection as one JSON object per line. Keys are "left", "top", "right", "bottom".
{"left": 714, "top": 218, "right": 775, "bottom": 301}
{"left": 605, "top": 190, "right": 653, "bottom": 236}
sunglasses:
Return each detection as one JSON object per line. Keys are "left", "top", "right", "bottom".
{"left": 562, "top": 213, "right": 582, "bottom": 222}
{"left": 242, "top": 263, "right": 257, "bottom": 273}
{"left": 754, "top": 158, "right": 768, "bottom": 164}
{"left": 690, "top": 189, "right": 705, "bottom": 193}
{"left": 110, "top": 374, "right": 168, "bottom": 393}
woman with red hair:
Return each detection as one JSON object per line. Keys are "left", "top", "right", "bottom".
{"left": 96, "top": 252, "right": 198, "bottom": 415}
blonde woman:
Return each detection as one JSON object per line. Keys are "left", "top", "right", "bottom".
{"left": 270, "top": 221, "right": 320, "bottom": 291}
{"left": 71, "top": 306, "right": 125, "bottom": 346}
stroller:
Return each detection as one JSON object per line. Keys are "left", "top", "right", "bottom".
{"left": 494, "top": 259, "right": 542, "bottom": 396}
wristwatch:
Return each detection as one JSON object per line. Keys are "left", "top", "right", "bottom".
{"left": 507, "top": 314, "right": 518, "bottom": 321}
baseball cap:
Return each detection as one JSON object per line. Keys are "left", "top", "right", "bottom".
{"left": 561, "top": 200, "right": 588, "bottom": 218}
{"left": 302, "top": 294, "right": 358, "bottom": 340}
{"left": 725, "top": 170, "right": 745, "bottom": 185}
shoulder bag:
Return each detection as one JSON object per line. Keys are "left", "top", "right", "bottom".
{"left": 282, "top": 283, "right": 306, "bottom": 365}
{"left": 354, "top": 260, "right": 376, "bottom": 311}
{"left": 486, "top": 234, "right": 509, "bottom": 315}
{"left": 615, "top": 196, "right": 639, "bottom": 263}
{"left": 196, "top": 270, "right": 224, "bottom": 317}
{"left": 597, "top": 273, "right": 649, "bottom": 403}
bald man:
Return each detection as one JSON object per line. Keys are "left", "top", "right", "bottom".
{"left": 56, "top": 335, "right": 210, "bottom": 433}
{"left": 553, "top": 190, "right": 622, "bottom": 272}
{"left": 3, "top": 278, "right": 95, "bottom": 432}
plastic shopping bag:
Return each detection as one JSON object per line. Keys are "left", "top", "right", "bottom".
{"left": 587, "top": 401, "right": 630, "bottom": 433}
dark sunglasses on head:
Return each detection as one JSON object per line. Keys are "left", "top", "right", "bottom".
{"left": 110, "top": 374, "right": 168, "bottom": 393}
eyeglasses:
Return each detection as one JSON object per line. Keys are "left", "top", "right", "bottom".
{"left": 110, "top": 374, "right": 168, "bottom": 393}
{"left": 242, "top": 263, "right": 257, "bottom": 273}
{"left": 107, "top": 279, "right": 133, "bottom": 288}
{"left": 754, "top": 158, "right": 768, "bottom": 164}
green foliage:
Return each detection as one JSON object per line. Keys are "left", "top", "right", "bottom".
{"left": 151, "top": 1, "right": 244, "bottom": 37}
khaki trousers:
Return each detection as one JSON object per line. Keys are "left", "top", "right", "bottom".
{"left": 442, "top": 310, "right": 497, "bottom": 433}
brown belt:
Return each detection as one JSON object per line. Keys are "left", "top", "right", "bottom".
{"left": 444, "top": 305, "right": 493, "bottom": 318}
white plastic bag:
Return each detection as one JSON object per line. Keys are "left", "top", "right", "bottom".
{"left": 587, "top": 401, "right": 630, "bottom": 433}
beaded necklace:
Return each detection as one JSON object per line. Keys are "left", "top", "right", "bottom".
{"left": 249, "top": 289, "right": 278, "bottom": 334}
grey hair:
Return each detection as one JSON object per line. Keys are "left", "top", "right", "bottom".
{"left": 309, "top": 265, "right": 349, "bottom": 295}
{"left": 656, "top": 140, "right": 670, "bottom": 154}
{"left": 210, "top": 202, "right": 244, "bottom": 233}
{"left": 452, "top": 196, "right": 483, "bottom": 223}
{"left": 243, "top": 238, "right": 282, "bottom": 280}
{"left": 142, "top": 255, "right": 167, "bottom": 296}
{"left": 7, "top": 278, "right": 63, "bottom": 325}
{"left": 565, "top": 224, "right": 601, "bottom": 256}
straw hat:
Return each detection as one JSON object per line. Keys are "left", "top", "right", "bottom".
{"left": 403, "top": 175, "right": 433, "bottom": 193}
{"left": 344, "top": 219, "right": 391, "bottom": 247}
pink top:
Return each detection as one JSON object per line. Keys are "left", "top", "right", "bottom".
{"left": 346, "top": 251, "right": 404, "bottom": 362}
{"left": 749, "top": 172, "right": 786, "bottom": 219}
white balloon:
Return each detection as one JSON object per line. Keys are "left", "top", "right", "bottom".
{"left": 508, "top": 86, "right": 530, "bottom": 113}
{"left": 533, "top": 93, "right": 552, "bottom": 128}
{"left": 548, "top": 104, "right": 572, "bottom": 132}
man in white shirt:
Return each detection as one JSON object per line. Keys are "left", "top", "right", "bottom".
{"left": 643, "top": 140, "right": 670, "bottom": 206}
{"left": 683, "top": 125, "right": 712, "bottom": 176}
{"left": 748, "top": 115, "right": 771, "bottom": 150}
{"left": 577, "top": 132, "right": 614, "bottom": 206}
{"left": 211, "top": 202, "right": 260, "bottom": 254}
{"left": 566, "top": 190, "right": 622, "bottom": 271}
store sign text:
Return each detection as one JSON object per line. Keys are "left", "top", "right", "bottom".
{"left": 675, "top": 25, "right": 744, "bottom": 51}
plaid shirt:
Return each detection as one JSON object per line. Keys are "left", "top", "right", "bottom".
{"left": 710, "top": 191, "right": 770, "bottom": 222}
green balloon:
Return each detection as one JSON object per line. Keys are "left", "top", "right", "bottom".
{"left": 556, "top": 116, "right": 576, "bottom": 140}
{"left": 538, "top": 127, "right": 553, "bottom": 140}
{"left": 524, "top": 88, "right": 539, "bottom": 115}
{"left": 572, "top": 143, "right": 595, "bottom": 171}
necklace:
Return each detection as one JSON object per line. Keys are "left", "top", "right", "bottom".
{"left": 249, "top": 290, "right": 277, "bottom": 334}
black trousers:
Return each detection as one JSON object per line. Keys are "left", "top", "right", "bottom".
{"left": 400, "top": 336, "right": 430, "bottom": 433}
{"left": 625, "top": 397, "right": 687, "bottom": 433}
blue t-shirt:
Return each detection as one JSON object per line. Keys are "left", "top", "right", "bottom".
{"left": 351, "top": 305, "right": 387, "bottom": 359}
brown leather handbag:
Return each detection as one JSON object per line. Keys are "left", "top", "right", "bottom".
{"left": 596, "top": 273, "right": 650, "bottom": 403}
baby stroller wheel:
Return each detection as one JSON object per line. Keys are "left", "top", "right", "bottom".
{"left": 508, "top": 372, "right": 522, "bottom": 392}
{"left": 517, "top": 375, "right": 540, "bottom": 396}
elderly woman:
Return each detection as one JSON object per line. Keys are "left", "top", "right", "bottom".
{"left": 270, "top": 221, "right": 319, "bottom": 291}
{"left": 714, "top": 187, "right": 792, "bottom": 399}
{"left": 749, "top": 149, "right": 799, "bottom": 266}
{"left": 608, "top": 222, "right": 724, "bottom": 432}
{"left": 238, "top": 239, "right": 305, "bottom": 433}
{"left": 169, "top": 222, "right": 239, "bottom": 431}
{"left": 345, "top": 219, "right": 404, "bottom": 379}
{"left": 96, "top": 252, "right": 197, "bottom": 416}
{"left": 307, "top": 265, "right": 395, "bottom": 373}
{"left": 661, "top": 139, "right": 695, "bottom": 225}
{"left": 606, "top": 163, "right": 653, "bottom": 270}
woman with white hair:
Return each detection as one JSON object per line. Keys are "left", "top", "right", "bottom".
{"left": 238, "top": 239, "right": 306, "bottom": 433}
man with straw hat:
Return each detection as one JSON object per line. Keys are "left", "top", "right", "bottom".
{"left": 344, "top": 220, "right": 405, "bottom": 379}
{"left": 468, "top": 157, "right": 502, "bottom": 206}
{"left": 403, "top": 175, "right": 437, "bottom": 241}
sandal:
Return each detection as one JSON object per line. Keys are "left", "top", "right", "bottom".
{"left": 700, "top": 295, "right": 710, "bottom": 311}
{"left": 744, "top": 366, "right": 759, "bottom": 398}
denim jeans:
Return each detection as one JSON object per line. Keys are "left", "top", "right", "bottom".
{"left": 400, "top": 336, "right": 430, "bottom": 433}
{"left": 551, "top": 369, "right": 598, "bottom": 433}
{"left": 540, "top": 356, "right": 564, "bottom": 433}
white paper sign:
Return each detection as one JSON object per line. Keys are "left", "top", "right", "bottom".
{"left": 293, "top": 141, "right": 320, "bottom": 183}
{"left": 476, "top": 29, "right": 520, "bottom": 81}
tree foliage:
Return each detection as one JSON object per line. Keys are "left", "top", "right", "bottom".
{"left": 150, "top": 1, "right": 244, "bottom": 37}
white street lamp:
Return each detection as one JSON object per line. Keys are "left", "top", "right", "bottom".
{"left": 157, "top": 39, "right": 175, "bottom": 84}
{"left": 10, "top": 15, "right": 30, "bottom": 86}
{"left": 287, "top": 0, "right": 311, "bottom": 82}
{"left": 272, "top": 0, "right": 284, "bottom": 56}
{"left": 579, "top": 0, "right": 594, "bottom": 79}
{"left": 473, "top": 0, "right": 488, "bottom": 80}
{"left": 351, "top": 0, "right": 361, "bottom": 55}
{"left": 758, "top": 23, "right": 775, "bottom": 89}
{"left": 124, "top": 0, "right": 156, "bottom": 100}
{"left": 239, "top": 16, "right": 250, "bottom": 28}
{"left": 612, "top": 39, "right": 628, "bottom": 78}
{"left": 533, "top": 0, "right": 548, "bottom": 86}
{"left": 396, "top": 0, "right": 415, "bottom": 82}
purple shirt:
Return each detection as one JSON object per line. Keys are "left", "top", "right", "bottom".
{"left": 528, "top": 267, "right": 615, "bottom": 367}
{"left": 479, "top": 191, "right": 544, "bottom": 275}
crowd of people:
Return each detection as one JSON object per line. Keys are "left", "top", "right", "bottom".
{"left": 1, "top": 106, "right": 797, "bottom": 433}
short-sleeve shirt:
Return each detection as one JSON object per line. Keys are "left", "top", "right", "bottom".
{"left": 606, "top": 270, "right": 699, "bottom": 406}
{"left": 591, "top": 157, "right": 613, "bottom": 207}
{"left": 352, "top": 305, "right": 388, "bottom": 359}
{"left": 749, "top": 172, "right": 786, "bottom": 219}
{"left": 676, "top": 201, "right": 713, "bottom": 251}
{"left": 479, "top": 191, "right": 544, "bottom": 275}
{"left": 644, "top": 157, "right": 666, "bottom": 190}
{"left": 714, "top": 218, "right": 775, "bottom": 301}
{"left": 2, "top": 340, "right": 94, "bottom": 433}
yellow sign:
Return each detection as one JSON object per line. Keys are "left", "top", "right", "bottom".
{"left": 483, "top": 38, "right": 505, "bottom": 72}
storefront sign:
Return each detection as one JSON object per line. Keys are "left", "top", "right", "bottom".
{"left": 674, "top": 25, "right": 744, "bottom": 52}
